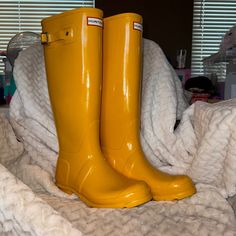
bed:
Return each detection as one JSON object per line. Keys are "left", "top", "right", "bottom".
{"left": 1, "top": 38, "right": 236, "bottom": 235}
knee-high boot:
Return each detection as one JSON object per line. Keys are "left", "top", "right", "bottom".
{"left": 41, "top": 8, "right": 152, "bottom": 208}
{"left": 100, "top": 13, "right": 196, "bottom": 201}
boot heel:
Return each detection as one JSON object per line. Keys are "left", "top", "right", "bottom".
{"left": 56, "top": 183, "right": 73, "bottom": 195}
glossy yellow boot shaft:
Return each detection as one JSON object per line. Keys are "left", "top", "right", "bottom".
{"left": 101, "top": 13, "right": 196, "bottom": 201}
{"left": 41, "top": 8, "right": 152, "bottom": 208}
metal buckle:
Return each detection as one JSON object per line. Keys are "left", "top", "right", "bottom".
{"left": 41, "top": 33, "right": 50, "bottom": 44}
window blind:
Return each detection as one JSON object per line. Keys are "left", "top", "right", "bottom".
{"left": 0, "top": 0, "right": 94, "bottom": 73}
{"left": 191, "top": 0, "right": 236, "bottom": 77}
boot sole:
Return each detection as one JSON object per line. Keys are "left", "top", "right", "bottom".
{"left": 56, "top": 183, "right": 152, "bottom": 208}
{"left": 153, "top": 187, "right": 196, "bottom": 201}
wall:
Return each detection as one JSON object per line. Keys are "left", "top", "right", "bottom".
{"left": 95, "top": 0, "right": 194, "bottom": 68}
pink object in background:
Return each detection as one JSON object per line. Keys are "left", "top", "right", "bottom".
{"left": 191, "top": 93, "right": 209, "bottom": 104}
{"left": 5, "top": 93, "right": 12, "bottom": 105}
{"left": 0, "top": 51, "right": 6, "bottom": 56}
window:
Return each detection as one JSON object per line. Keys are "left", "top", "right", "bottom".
{"left": 0, "top": 0, "right": 94, "bottom": 72}
{"left": 191, "top": 0, "right": 236, "bottom": 77}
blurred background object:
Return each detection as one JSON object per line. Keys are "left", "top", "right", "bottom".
{"left": 0, "top": 32, "right": 40, "bottom": 105}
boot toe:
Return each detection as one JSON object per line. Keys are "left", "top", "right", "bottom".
{"left": 152, "top": 175, "right": 196, "bottom": 201}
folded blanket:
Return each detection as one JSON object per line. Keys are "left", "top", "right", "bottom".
{"left": 0, "top": 115, "right": 81, "bottom": 235}
{"left": 141, "top": 39, "right": 236, "bottom": 198}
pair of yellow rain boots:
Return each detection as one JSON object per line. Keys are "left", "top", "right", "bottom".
{"left": 41, "top": 7, "right": 196, "bottom": 208}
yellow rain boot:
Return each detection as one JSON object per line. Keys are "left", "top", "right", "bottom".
{"left": 41, "top": 8, "right": 152, "bottom": 208}
{"left": 100, "top": 13, "right": 196, "bottom": 201}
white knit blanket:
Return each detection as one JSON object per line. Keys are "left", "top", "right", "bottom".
{"left": 141, "top": 40, "right": 236, "bottom": 199}
{"left": 0, "top": 39, "right": 236, "bottom": 235}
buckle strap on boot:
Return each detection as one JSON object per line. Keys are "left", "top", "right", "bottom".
{"left": 41, "top": 28, "right": 73, "bottom": 44}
